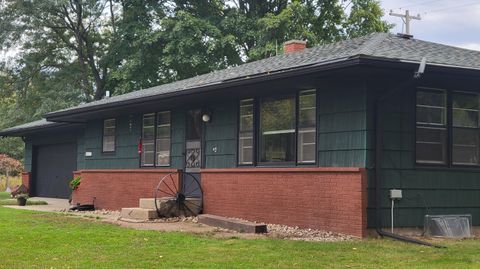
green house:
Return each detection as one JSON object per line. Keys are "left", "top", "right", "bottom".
{"left": 3, "top": 33, "right": 480, "bottom": 237}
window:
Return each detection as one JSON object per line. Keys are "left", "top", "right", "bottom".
{"left": 416, "top": 89, "right": 447, "bottom": 164}
{"left": 416, "top": 89, "right": 480, "bottom": 167}
{"left": 156, "top": 111, "right": 171, "bottom": 166}
{"left": 259, "top": 96, "right": 296, "bottom": 164}
{"left": 141, "top": 114, "right": 155, "bottom": 166}
{"left": 298, "top": 90, "right": 317, "bottom": 164}
{"left": 238, "top": 99, "right": 254, "bottom": 165}
{"left": 452, "top": 92, "right": 479, "bottom": 165}
{"left": 238, "top": 89, "right": 317, "bottom": 166}
{"left": 141, "top": 112, "right": 171, "bottom": 167}
{"left": 102, "top": 119, "right": 116, "bottom": 152}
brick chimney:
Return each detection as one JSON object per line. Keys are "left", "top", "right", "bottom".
{"left": 284, "top": 40, "right": 307, "bottom": 54}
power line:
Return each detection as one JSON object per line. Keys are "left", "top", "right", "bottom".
{"left": 426, "top": 1, "right": 480, "bottom": 13}
{"left": 397, "top": 0, "right": 446, "bottom": 10}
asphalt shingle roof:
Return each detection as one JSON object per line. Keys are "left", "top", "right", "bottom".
{"left": 46, "top": 32, "right": 480, "bottom": 118}
{"left": 0, "top": 119, "right": 62, "bottom": 136}
{"left": 4, "top": 32, "right": 480, "bottom": 135}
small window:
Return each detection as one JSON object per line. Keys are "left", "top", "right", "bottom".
{"left": 238, "top": 99, "right": 254, "bottom": 165}
{"left": 416, "top": 89, "right": 447, "bottom": 164}
{"left": 156, "top": 111, "right": 171, "bottom": 166}
{"left": 298, "top": 90, "right": 316, "bottom": 164}
{"left": 452, "top": 92, "right": 480, "bottom": 165}
{"left": 142, "top": 113, "right": 155, "bottom": 166}
{"left": 102, "top": 119, "right": 116, "bottom": 152}
{"left": 259, "top": 96, "right": 296, "bottom": 164}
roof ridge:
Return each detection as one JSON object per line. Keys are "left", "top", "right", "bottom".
{"left": 355, "top": 32, "right": 390, "bottom": 55}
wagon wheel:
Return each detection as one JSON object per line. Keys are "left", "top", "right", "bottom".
{"left": 154, "top": 172, "right": 203, "bottom": 218}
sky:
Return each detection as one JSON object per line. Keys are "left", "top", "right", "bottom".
{"left": 380, "top": 0, "right": 480, "bottom": 50}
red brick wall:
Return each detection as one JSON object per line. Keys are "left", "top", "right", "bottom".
{"left": 21, "top": 172, "right": 31, "bottom": 193}
{"left": 201, "top": 167, "right": 367, "bottom": 237}
{"left": 72, "top": 169, "right": 179, "bottom": 210}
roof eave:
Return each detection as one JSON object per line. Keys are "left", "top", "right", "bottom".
{"left": 45, "top": 56, "right": 363, "bottom": 122}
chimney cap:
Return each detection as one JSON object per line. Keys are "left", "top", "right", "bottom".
{"left": 284, "top": 40, "right": 307, "bottom": 45}
{"left": 284, "top": 40, "right": 307, "bottom": 54}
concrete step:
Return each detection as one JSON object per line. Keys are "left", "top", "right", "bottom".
{"left": 139, "top": 198, "right": 159, "bottom": 209}
{"left": 120, "top": 207, "right": 158, "bottom": 221}
{"left": 198, "top": 214, "right": 267, "bottom": 233}
{"left": 139, "top": 198, "right": 202, "bottom": 216}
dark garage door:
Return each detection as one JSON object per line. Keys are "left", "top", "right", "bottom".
{"left": 33, "top": 143, "right": 77, "bottom": 198}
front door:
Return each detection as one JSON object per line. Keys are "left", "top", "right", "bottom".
{"left": 184, "top": 109, "right": 203, "bottom": 196}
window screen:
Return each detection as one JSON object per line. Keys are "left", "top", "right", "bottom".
{"left": 102, "top": 119, "right": 116, "bottom": 152}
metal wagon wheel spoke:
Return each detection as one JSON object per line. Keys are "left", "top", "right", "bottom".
{"left": 154, "top": 171, "right": 203, "bottom": 218}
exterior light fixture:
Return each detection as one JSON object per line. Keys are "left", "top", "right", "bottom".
{"left": 202, "top": 113, "right": 211, "bottom": 123}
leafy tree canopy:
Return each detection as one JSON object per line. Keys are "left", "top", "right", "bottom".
{"left": 0, "top": 0, "right": 392, "bottom": 160}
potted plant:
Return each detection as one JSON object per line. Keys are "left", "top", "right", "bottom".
{"left": 15, "top": 193, "right": 28, "bottom": 206}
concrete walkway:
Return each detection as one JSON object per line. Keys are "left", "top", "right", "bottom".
{"left": 5, "top": 197, "right": 70, "bottom": 212}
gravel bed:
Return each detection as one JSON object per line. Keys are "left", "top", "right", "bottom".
{"left": 65, "top": 209, "right": 354, "bottom": 241}
{"left": 266, "top": 223, "right": 355, "bottom": 242}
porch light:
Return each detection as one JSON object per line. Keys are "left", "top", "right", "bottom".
{"left": 202, "top": 113, "right": 211, "bottom": 123}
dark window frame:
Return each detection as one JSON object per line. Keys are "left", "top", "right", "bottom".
{"left": 102, "top": 118, "right": 116, "bottom": 153}
{"left": 415, "top": 87, "right": 480, "bottom": 169}
{"left": 237, "top": 89, "right": 317, "bottom": 167}
{"left": 140, "top": 111, "right": 172, "bottom": 168}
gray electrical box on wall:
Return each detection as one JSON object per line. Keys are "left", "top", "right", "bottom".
{"left": 390, "top": 189, "right": 402, "bottom": 199}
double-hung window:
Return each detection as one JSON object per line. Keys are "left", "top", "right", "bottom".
{"left": 141, "top": 111, "right": 171, "bottom": 167}
{"left": 415, "top": 89, "right": 447, "bottom": 164}
{"left": 416, "top": 88, "right": 480, "bottom": 166}
{"left": 452, "top": 92, "right": 480, "bottom": 165}
{"left": 238, "top": 89, "right": 316, "bottom": 166}
{"left": 102, "top": 119, "right": 116, "bottom": 152}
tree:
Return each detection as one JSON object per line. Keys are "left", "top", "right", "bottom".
{"left": 0, "top": 154, "right": 23, "bottom": 191}
{"left": 346, "top": 0, "right": 393, "bottom": 38}
{"left": 0, "top": 0, "right": 119, "bottom": 101}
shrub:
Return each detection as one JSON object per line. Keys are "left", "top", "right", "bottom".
{"left": 69, "top": 176, "right": 81, "bottom": 190}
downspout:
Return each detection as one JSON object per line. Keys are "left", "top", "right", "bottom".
{"left": 374, "top": 58, "right": 445, "bottom": 248}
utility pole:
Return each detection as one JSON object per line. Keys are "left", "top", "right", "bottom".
{"left": 389, "top": 10, "right": 421, "bottom": 36}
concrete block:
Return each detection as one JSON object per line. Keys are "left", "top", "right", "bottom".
{"left": 198, "top": 214, "right": 267, "bottom": 233}
{"left": 121, "top": 207, "right": 158, "bottom": 220}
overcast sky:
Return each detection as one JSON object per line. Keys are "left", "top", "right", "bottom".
{"left": 381, "top": 0, "right": 480, "bottom": 50}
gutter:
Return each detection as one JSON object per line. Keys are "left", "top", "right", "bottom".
{"left": 373, "top": 57, "right": 445, "bottom": 248}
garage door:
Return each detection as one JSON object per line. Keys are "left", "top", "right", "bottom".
{"left": 33, "top": 143, "right": 77, "bottom": 198}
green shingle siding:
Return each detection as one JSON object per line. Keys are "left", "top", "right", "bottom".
{"left": 204, "top": 102, "right": 237, "bottom": 169}
{"left": 367, "top": 85, "right": 480, "bottom": 228}
{"left": 317, "top": 82, "right": 369, "bottom": 167}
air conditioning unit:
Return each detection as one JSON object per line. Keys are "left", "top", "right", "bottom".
{"left": 424, "top": 215, "right": 473, "bottom": 238}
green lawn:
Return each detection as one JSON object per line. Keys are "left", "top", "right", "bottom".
{"left": 0, "top": 207, "right": 478, "bottom": 269}
{"left": 0, "top": 192, "right": 48, "bottom": 205}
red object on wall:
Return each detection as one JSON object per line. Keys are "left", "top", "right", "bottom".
{"left": 138, "top": 138, "right": 143, "bottom": 155}
{"left": 71, "top": 169, "right": 179, "bottom": 210}
{"left": 21, "top": 172, "right": 31, "bottom": 193}
{"left": 201, "top": 167, "right": 367, "bottom": 237}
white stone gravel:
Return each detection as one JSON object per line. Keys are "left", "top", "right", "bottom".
{"left": 68, "top": 209, "right": 355, "bottom": 242}
{"left": 266, "top": 223, "right": 355, "bottom": 242}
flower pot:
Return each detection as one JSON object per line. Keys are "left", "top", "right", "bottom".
{"left": 17, "top": 197, "right": 27, "bottom": 206}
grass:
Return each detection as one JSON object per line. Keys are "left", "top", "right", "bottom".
{"left": 0, "top": 208, "right": 478, "bottom": 268}
{"left": 0, "top": 199, "right": 48, "bottom": 206}
{"left": 0, "top": 192, "right": 48, "bottom": 205}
